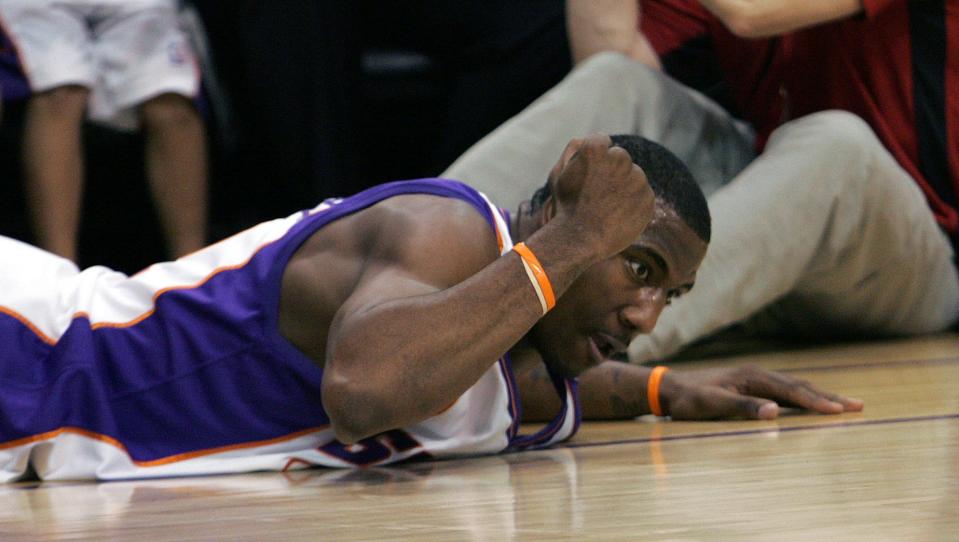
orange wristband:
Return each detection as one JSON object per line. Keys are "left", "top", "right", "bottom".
{"left": 647, "top": 366, "right": 670, "bottom": 417}
{"left": 513, "top": 242, "right": 556, "bottom": 314}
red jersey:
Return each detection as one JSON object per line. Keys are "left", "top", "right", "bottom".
{"left": 641, "top": 0, "right": 959, "bottom": 239}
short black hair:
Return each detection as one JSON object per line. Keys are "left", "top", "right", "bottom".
{"left": 530, "top": 134, "right": 711, "bottom": 242}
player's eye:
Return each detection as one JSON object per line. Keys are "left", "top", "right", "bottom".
{"left": 627, "top": 260, "right": 649, "bottom": 282}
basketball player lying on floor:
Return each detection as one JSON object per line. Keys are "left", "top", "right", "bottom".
{"left": 0, "top": 134, "right": 861, "bottom": 481}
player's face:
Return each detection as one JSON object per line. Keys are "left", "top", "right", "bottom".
{"left": 529, "top": 204, "right": 707, "bottom": 378}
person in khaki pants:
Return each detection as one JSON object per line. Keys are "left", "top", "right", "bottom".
{"left": 445, "top": 50, "right": 959, "bottom": 363}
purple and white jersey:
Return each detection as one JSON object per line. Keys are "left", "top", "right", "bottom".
{"left": 0, "top": 179, "right": 580, "bottom": 481}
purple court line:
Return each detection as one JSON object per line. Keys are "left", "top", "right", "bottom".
{"left": 778, "top": 355, "right": 959, "bottom": 374}
{"left": 561, "top": 413, "right": 959, "bottom": 450}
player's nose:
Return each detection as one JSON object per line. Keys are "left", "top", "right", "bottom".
{"left": 619, "top": 289, "right": 668, "bottom": 336}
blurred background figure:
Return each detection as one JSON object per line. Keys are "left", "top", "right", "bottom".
{"left": 0, "top": 0, "right": 207, "bottom": 262}
{"left": 567, "top": 0, "right": 958, "bottom": 250}
{"left": 560, "top": 0, "right": 959, "bottom": 357}
{"left": 2, "top": 1, "right": 573, "bottom": 272}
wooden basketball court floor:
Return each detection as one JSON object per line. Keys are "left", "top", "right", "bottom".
{"left": 0, "top": 334, "right": 956, "bottom": 541}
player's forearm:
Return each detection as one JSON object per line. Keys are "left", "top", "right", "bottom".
{"left": 698, "top": 0, "right": 863, "bottom": 38}
{"left": 518, "top": 359, "right": 656, "bottom": 422}
{"left": 577, "top": 361, "right": 656, "bottom": 419}
{"left": 324, "top": 226, "right": 600, "bottom": 443}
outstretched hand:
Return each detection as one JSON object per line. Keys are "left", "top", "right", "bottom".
{"left": 659, "top": 365, "right": 864, "bottom": 420}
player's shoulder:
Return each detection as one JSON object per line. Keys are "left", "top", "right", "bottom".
{"left": 370, "top": 192, "right": 500, "bottom": 268}
{"left": 311, "top": 188, "right": 493, "bottom": 296}
{"left": 289, "top": 182, "right": 504, "bottom": 291}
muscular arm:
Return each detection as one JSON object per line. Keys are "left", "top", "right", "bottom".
{"left": 566, "top": 0, "right": 662, "bottom": 68}
{"left": 324, "top": 136, "right": 654, "bottom": 444}
{"left": 697, "top": 0, "right": 863, "bottom": 38}
{"left": 324, "top": 213, "right": 596, "bottom": 443}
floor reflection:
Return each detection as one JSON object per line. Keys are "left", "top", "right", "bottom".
{"left": 0, "top": 448, "right": 586, "bottom": 540}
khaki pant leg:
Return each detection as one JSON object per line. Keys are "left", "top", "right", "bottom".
{"left": 442, "top": 51, "right": 755, "bottom": 210}
{"left": 629, "top": 111, "right": 959, "bottom": 362}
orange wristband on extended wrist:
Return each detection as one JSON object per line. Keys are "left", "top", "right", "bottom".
{"left": 513, "top": 242, "right": 556, "bottom": 315}
{"left": 647, "top": 366, "right": 670, "bottom": 417}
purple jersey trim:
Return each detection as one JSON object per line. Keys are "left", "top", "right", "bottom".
{"left": 508, "top": 371, "right": 579, "bottom": 451}
{"left": 0, "top": 16, "right": 29, "bottom": 101}
{"left": 497, "top": 354, "right": 521, "bottom": 441}
{"left": 495, "top": 205, "right": 582, "bottom": 451}
{"left": 0, "top": 179, "right": 501, "bottom": 463}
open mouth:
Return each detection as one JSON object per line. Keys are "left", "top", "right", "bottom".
{"left": 589, "top": 332, "right": 628, "bottom": 362}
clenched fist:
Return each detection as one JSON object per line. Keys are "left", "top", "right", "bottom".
{"left": 549, "top": 134, "right": 656, "bottom": 260}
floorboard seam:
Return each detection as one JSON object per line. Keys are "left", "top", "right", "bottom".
{"left": 563, "top": 413, "right": 959, "bottom": 450}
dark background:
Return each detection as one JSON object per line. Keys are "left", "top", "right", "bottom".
{"left": 0, "top": 0, "right": 570, "bottom": 273}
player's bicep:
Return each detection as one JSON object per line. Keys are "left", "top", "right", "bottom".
{"left": 330, "top": 265, "right": 444, "bottom": 339}
{"left": 326, "top": 205, "right": 500, "bottom": 360}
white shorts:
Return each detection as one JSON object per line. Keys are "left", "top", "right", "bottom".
{"left": 0, "top": 0, "right": 200, "bottom": 127}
